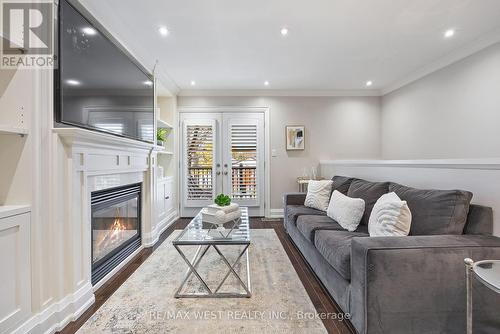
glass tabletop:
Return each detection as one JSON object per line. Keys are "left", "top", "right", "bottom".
{"left": 173, "top": 207, "right": 250, "bottom": 245}
{"left": 473, "top": 260, "right": 500, "bottom": 294}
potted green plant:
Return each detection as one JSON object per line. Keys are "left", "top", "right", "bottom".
{"left": 156, "top": 128, "right": 168, "bottom": 147}
{"left": 214, "top": 193, "right": 231, "bottom": 207}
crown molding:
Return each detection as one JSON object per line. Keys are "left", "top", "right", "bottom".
{"left": 178, "top": 89, "right": 382, "bottom": 97}
{"left": 382, "top": 26, "right": 500, "bottom": 95}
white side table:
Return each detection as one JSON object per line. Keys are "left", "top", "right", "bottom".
{"left": 464, "top": 258, "right": 500, "bottom": 334}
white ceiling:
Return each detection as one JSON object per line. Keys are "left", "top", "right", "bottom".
{"left": 80, "top": 0, "right": 500, "bottom": 95}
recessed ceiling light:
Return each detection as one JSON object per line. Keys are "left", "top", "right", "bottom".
{"left": 264, "top": 81, "right": 270, "bottom": 86}
{"left": 444, "top": 29, "right": 455, "bottom": 38}
{"left": 280, "top": 27, "right": 289, "bottom": 36}
{"left": 144, "top": 80, "right": 153, "bottom": 86}
{"left": 158, "top": 26, "right": 169, "bottom": 36}
{"left": 66, "top": 79, "right": 81, "bottom": 86}
{"left": 190, "top": 80, "right": 196, "bottom": 86}
{"left": 82, "top": 27, "right": 97, "bottom": 35}
{"left": 366, "top": 80, "right": 373, "bottom": 87}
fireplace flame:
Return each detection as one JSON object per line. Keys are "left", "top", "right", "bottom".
{"left": 112, "top": 217, "right": 126, "bottom": 232}
{"left": 110, "top": 216, "right": 126, "bottom": 242}
{"left": 93, "top": 208, "right": 137, "bottom": 261}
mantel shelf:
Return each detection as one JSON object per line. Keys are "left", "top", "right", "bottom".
{"left": 0, "top": 125, "right": 28, "bottom": 136}
{"left": 53, "top": 127, "right": 155, "bottom": 151}
{"left": 157, "top": 119, "right": 173, "bottom": 129}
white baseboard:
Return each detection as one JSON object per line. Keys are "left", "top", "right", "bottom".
{"left": 13, "top": 283, "right": 94, "bottom": 334}
{"left": 12, "top": 212, "right": 179, "bottom": 334}
{"left": 142, "top": 211, "right": 179, "bottom": 247}
{"left": 268, "top": 208, "right": 284, "bottom": 218}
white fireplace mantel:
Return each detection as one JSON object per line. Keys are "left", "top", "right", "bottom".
{"left": 11, "top": 126, "right": 172, "bottom": 334}
{"left": 52, "top": 126, "right": 156, "bottom": 302}
{"left": 53, "top": 127, "right": 155, "bottom": 153}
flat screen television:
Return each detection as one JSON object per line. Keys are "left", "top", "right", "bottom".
{"left": 55, "top": 0, "right": 155, "bottom": 143}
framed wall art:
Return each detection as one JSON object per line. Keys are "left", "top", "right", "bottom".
{"left": 286, "top": 125, "right": 305, "bottom": 150}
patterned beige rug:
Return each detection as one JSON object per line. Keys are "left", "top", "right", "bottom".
{"left": 78, "top": 229, "right": 327, "bottom": 333}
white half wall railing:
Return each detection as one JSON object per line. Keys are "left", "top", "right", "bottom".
{"left": 320, "top": 159, "right": 500, "bottom": 237}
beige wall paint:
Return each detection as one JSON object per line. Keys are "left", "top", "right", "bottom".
{"left": 381, "top": 42, "right": 500, "bottom": 159}
{"left": 177, "top": 96, "right": 381, "bottom": 210}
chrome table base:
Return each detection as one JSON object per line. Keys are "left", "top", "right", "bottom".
{"left": 174, "top": 242, "right": 251, "bottom": 298}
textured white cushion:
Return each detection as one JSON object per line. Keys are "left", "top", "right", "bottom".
{"left": 368, "top": 192, "right": 412, "bottom": 237}
{"left": 326, "top": 190, "right": 365, "bottom": 232}
{"left": 304, "top": 180, "right": 333, "bottom": 211}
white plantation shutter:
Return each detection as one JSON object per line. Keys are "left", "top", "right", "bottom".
{"left": 181, "top": 112, "right": 264, "bottom": 217}
{"left": 186, "top": 125, "right": 214, "bottom": 200}
{"left": 230, "top": 124, "right": 257, "bottom": 199}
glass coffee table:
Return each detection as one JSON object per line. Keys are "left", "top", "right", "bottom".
{"left": 173, "top": 207, "right": 251, "bottom": 298}
{"left": 464, "top": 258, "right": 500, "bottom": 334}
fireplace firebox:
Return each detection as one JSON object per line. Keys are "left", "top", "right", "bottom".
{"left": 91, "top": 183, "right": 142, "bottom": 285}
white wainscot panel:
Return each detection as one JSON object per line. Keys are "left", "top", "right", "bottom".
{"left": 0, "top": 212, "right": 31, "bottom": 333}
{"left": 320, "top": 159, "right": 500, "bottom": 236}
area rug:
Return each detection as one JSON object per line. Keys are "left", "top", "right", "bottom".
{"left": 78, "top": 229, "right": 327, "bottom": 333}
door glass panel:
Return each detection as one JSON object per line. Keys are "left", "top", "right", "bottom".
{"left": 230, "top": 124, "right": 257, "bottom": 199}
{"left": 186, "top": 125, "right": 214, "bottom": 200}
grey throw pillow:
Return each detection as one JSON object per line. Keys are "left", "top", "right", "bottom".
{"left": 389, "top": 183, "right": 473, "bottom": 235}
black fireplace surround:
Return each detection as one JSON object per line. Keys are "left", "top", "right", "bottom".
{"left": 91, "top": 183, "right": 142, "bottom": 285}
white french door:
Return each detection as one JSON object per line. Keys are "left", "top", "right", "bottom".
{"left": 181, "top": 112, "right": 265, "bottom": 217}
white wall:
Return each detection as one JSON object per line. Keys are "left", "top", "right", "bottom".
{"left": 177, "top": 96, "right": 382, "bottom": 210}
{"left": 382, "top": 42, "right": 500, "bottom": 159}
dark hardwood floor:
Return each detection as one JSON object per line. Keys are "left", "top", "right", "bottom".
{"left": 59, "top": 219, "right": 355, "bottom": 334}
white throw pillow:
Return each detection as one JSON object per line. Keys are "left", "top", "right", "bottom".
{"left": 368, "top": 192, "right": 412, "bottom": 237}
{"left": 304, "top": 180, "right": 333, "bottom": 211}
{"left": 327, "top": 190, "right": 365, "bottom": 232}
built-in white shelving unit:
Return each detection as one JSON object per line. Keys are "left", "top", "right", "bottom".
{"left": 157, "top": 119, "right": 173, "bottom": 129}
{"left": 153, "top": 93, "right": 177, "bottom": 237}
{"left": 154, "top": 145, "right": 173, "bottom": 155}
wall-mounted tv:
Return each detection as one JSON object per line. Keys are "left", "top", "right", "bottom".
{"left": 55, "top": 0, "right": 155, "bottom": 143}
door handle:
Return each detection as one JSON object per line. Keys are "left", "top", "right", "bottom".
{"left": 165, "top": 196, "right": 170, "bottom": 199}
{"left": 223, "top": 171, "right": 228, "bottom": 175}
{"left": 216, "top": 171, "right": 221, "bottom": 175}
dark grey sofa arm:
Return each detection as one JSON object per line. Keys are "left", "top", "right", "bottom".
{"left": 350, "top": 235, "right": 500, "bottom": 334}
{"left": 283, "top": 192, "right": 306, "bottom": 206}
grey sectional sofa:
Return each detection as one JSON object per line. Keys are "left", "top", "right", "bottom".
{"left": 284, "top": 176, "right": 500, "bottom": 334}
